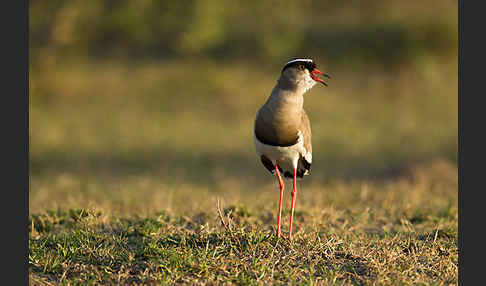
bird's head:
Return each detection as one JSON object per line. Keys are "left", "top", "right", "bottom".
{"left": 279, "top": 58, "right": 330, "bottom": 92}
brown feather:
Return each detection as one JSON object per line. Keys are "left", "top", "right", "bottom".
{"left": 300, "top": 109, "right": 312, "bottom": 156}
{"left": 254, "top": 87, "right": 304, "bottom": 147}
{"left": 254, "top": 65, "right": 315, "bottom": 178}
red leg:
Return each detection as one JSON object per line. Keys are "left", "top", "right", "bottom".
{"left": 274, "top": 164, "right": 285, "bottom": 238}
{"left": 288, "top": 168, "right": 297, "bottom": 240}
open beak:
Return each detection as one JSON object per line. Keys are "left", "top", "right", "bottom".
{"left": 310, "top": 68, "right": 331, "bottom": 86}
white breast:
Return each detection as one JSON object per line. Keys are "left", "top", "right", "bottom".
{"left": 253, "top": 130, "right": 309, "bottom": 173}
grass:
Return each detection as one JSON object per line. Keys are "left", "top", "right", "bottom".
{"left": 29, "top": 160, "right": 457, "bottom": 285}
{"left": 29, "top": 54, "right": 457, "bottom": 284}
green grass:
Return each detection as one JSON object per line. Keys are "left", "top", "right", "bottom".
{"left": 29, "top": 0, "right": 458, "bottom": 283}
{"left": 29, "top": 54, "right": 457, "bottom": 284}
{"left": 29, "top": 159, "right": 457, "bottom": 285}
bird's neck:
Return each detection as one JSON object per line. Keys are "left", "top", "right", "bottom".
{"left": 277, "top": 74, "right": 315, "bottom": 95}
{"left": 263, "top": 86, "right": 304, "bottom": 123}
{"left": 267, "top": 86, "right": 304, "bottom": 109}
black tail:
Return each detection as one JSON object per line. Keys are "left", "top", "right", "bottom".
{"left": 283, "top": 156, "right": 311, "bottom": 179}
{"left": 260, "top": 155, "right": 282, "bottom": 174}
{"left": 260, "top": 155, "right": 310, "bottom": 179}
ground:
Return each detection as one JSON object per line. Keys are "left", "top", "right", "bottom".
{"left": 29, "top": 58, "right": 457, "bottom": 285}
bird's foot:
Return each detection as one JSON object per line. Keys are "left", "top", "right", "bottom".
{"left": 275, "top": 231, "right": 286, "bottom": 239}
{"left": 276, "top": 232, "right": 293, "bottom": 241}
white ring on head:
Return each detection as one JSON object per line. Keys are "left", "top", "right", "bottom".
{"left": 284, "top": 58, "right": 314, "bottom": 66}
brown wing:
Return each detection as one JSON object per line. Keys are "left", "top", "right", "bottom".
{"left": 294, "top": 109, "right": 312, "bottom": 178}
{"left": 300, "top": 109, "right": 312, "bottom": 157}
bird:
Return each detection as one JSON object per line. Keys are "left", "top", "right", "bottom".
{"left": 253, "top": 58, "right": 330, "bottom": 240}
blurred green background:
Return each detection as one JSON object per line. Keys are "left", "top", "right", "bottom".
{"left": 29, "top": 0, "right": 457, "bottom": 215}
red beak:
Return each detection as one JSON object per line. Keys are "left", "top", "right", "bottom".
{"left": 310, "top": 68, "right": 331, "bottom": 86}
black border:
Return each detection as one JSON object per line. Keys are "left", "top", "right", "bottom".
{"left": 21, "top": 1, "right": 464, "bottom": 285}
{"left": 459, "top": 0, "right": 482, "bottom": 285}
{"left": 4, "top": 0, "right": 29, "bottom": 284}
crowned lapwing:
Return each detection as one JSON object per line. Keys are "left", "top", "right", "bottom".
{"left": 253, "top": 58, "right": 330, "bottom": 240}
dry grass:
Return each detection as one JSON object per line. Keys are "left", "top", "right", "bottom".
{"left": 29, "top": 160, "right": 457, "bottom": 285}
{"left": 29, "top": 57, "right": 457, "bottom": 285}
